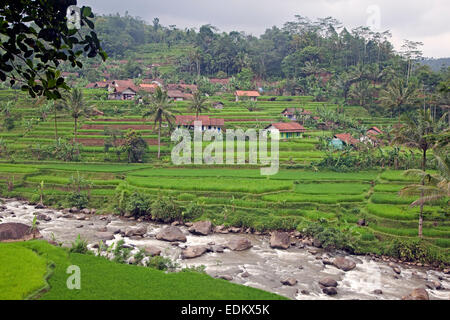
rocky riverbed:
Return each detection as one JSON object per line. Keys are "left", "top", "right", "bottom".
{"left": 1, "top": 198, "right": 449, "bottom": 300}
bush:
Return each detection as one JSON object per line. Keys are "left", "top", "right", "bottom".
{"left": 125, "top": 192, "right": 151, "bottom": 218}
{"left": 151, "top": 196, "right": 181, "bottom": 222}
{"left": 302, "top": 222, "right": 357, "bottom": 252}
{"left": 385, "top": 239, "right": 446, "bottom": 264}
{"left": 146, "top": 256, "right": 178, "bottom": 271}
{"left": 67, "top": 192, "right": 89, "bottom": 209}
{"left": 69, "top": 235, "right": 89, "bottom": 254}
{"left": 182, "top": 202, "right": 203, "bottom": 221}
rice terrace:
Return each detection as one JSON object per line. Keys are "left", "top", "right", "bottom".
{"left": 0, "top": 0, "right": 449, "bottom": 306}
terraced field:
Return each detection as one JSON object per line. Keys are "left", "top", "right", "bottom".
{"left": 0, "top": 88, "right": 448, "bottom": 263}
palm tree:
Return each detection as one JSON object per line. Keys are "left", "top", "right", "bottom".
{"left": 392, "top": 109, "right": 446, "bottom": 171}
{"left": 143, "top": 87, "right": 177, "bottom": 159}
{"left": 394, "top": 110, "right": 448, "bottom": 238}
{"left": 60, "top": 88, "right": 93, "bottom": 144}
{"left": 379, "top": 78, "right": 419, "bottom": 118}
{"left": 188, "top": 91, "right": 209, "bottom": 119}
{"left": 399, "top": 151, "right": 449, "bottom": 237}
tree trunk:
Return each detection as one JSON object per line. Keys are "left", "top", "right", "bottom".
{"left": 74, "top": 117, "right": 77, "bottom": 144}
{"left": 419, "top": 190, "right": 424, "bottom": 238}
{"left": 419, "top": 147, "right": 426, "bottom": 238}
{"left": 157, "top": 120, "right": 161, "bottom": 159}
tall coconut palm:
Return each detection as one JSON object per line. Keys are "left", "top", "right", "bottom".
{"left": 394, "top": 110, "right": 447, "bottom": 237}
{"left": 399, "top": 151, "right": 449, "bottom": 237}
{"left": 60, "top": 88, "right": 93, "bottom": 144}
{"left": 143, "top": 87, "right": 176, "bottom": 159}
{"left": 379, "top": 78, "right": 419, "bottom": 118}
{"left": 188, "top": 91, "right": 209, "bottom": 119}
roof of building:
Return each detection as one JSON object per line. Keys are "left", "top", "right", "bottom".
{"left": 210, "top": 78, "right": 230, "bottom": 85}
{"left": 334, "top": 133, "right": 359, "bottom": 145}
{"left": 176, "top": 115, "right": 225, "bottom": 127}
{"left": 367, "top": 126, "right": 383, "bottom": 135}
{"left": 266, "top": 122, "right": 306, "bottom": 133}
{"left": 110, "top": 80, "right": 139, "bottom": 94}
{"left": 235, "top": 90, "right": 260, "bottom": 97}
{"left": 167, "top": 90, "right": 192, "bottom": 99}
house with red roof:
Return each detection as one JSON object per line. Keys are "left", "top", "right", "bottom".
{"left": 176, "top": 115, "right": 225, "bottom": 132}
{"left": 333, "top": 133, "right": 359, "bottom": 146}
{"left": 360, "top": 126, "right": 384, "bottom": 145}
{"left": 168, "top": 90, "right": 193, "bottom": 101}
{"left": 265, "top": 122, "right": 306, "bottom": 139}
{"left": 235, "top": 90, "right": 260, "bottom": 102}
{"left": 107, "top": 80, "right": 138, "bottom": 100}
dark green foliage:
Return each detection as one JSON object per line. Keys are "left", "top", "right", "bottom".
{"left": 150, "top": 196, "right": 181, "bottom": 222}
{"left": 146, "top": 255, "right": 178, "bottom": 271}
{"left": 125, "top": 192, "right": 152, "bottom": 218}
{"left": 385, "top": 239, "right": 446, "bottom": 265}
{"left": 67, "top": 192, "right": 88, "bottom": 209}
{"left": 121, "top": 130, "right": 148, "bottom": 163}
{"left": 0, "top": 1, "right": 106, "bottom": 99}
{"left": 182, "top": 202, "right": 204, "bottom": 220}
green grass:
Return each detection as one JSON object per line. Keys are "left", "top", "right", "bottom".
{"left": 294, "top": 183, "right": 369, "bottom": 195}
{"left": 0, "top": 243, "right": 48, "bottom": 300}
{"left": 2, "top": 241, "right": 285, "bottom": 300}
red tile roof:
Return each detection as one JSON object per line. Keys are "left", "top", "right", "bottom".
{"left": 176, "top": 115, "right": 224, "bottom": 127}
{"left": 367, "top": 126, "right": 383, "bottom": 135}
{"left": 111, "top": 80, "right": 139, "bottom": 93}
{"left": 334, "top": 133, "right": 359, "bottom": 145}
{"left": 235, "top": 90, "right": 260, "bottom": 97}
{"left": 210, "top": 78, "right": 230, "bottom": 85}
{"left": 266, "top": 122, "right": 306, "bottom": 133}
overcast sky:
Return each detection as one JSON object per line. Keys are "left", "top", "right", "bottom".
{"left": 79, "top": 0, "right": 449, "bottom": 58}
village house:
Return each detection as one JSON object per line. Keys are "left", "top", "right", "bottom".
{"left": 333, "top": 133, "right": 359, "bottom": 147}
{"left": 360, "top": 126, "right": 384, "bottom": 145}
{"left": 107, "top": 80, "right": 138, "bottom": 100}
{"left": 176, "top": 115, "right": 225, "bottom": 132}
{"left": 168, "top": 90, "right": 193, "bottom": 101}
{"left": 281, "top": 108, "right": 313, "bottom": 121}
{"left": 265, "top": 122, "right": 306, "bottom": 139}
{"left": 235, "top": 90, "right": 260, "bottom": 102}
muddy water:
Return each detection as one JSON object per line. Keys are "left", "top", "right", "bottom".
{"left": 1, "top": 198, "right": 449, "bottom": 300}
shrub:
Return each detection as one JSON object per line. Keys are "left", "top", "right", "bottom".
{"left": 112, "top": 239, "right": 132, "bottom": 264}
{"left": 69, "top": 235, "right": 89, "bottom": 254}
{"left": 125, "top": 192, "right": 151, "bottom": 217}
{"left": 151, "top": 196, "right": 181, "bottom": 222}
{"left": 67, "top": 192, "right": 89, "bottom": 209}
{"left": 302, "top": 222, "right": 357, "bottom": 252}
{"left": 182, "top": 202, "right": 204, "bottom": 221}
{"left": 146, "top": 256, "right": 178, "bottom": 271}
{"left": 385, "top": 239, "right": 445, "bottom": 264}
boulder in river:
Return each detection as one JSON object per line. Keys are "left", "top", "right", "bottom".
{"left": 188, "top": 221, "right": 213, "bottom": 236}
{"left": 181, "top": 245, "right": 208, "bottom": 259}
{"left": 125, "top": 226, "right": 147, "bottom": 237}
{"left": 319, "top": 277, "right": 338, "bottom": 288}
{"left": 226, "top": 237, "right": 252, "bottom": 251}
{"left": 333, "top": 256, "right": 356, "bottom": 271}
{"left": 144, "top": 246, "right": 161, "bottom": 256}
{"left": 270, "top": 231, "right": 290, "bottom": 249}
{"left": 322, "top": 287, "right": 338, "bottom": 295}
{"left": 0, "top": 223, "right": 42, "bottom": 242}
{"left": 281, "top": 278, "right": 297, "bottom": 286}
{"left": 402, "top": 288, "right": 429, "bottom": 300}
{"left": 155, "top": 226, "right": 187, "bottom": 242}
{"left": 36, "top": 213, "right": 51, "bottom": 222}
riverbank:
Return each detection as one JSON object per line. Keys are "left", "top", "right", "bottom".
{"left": 1, "top": 198, "right": 449, "bottom": 300}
